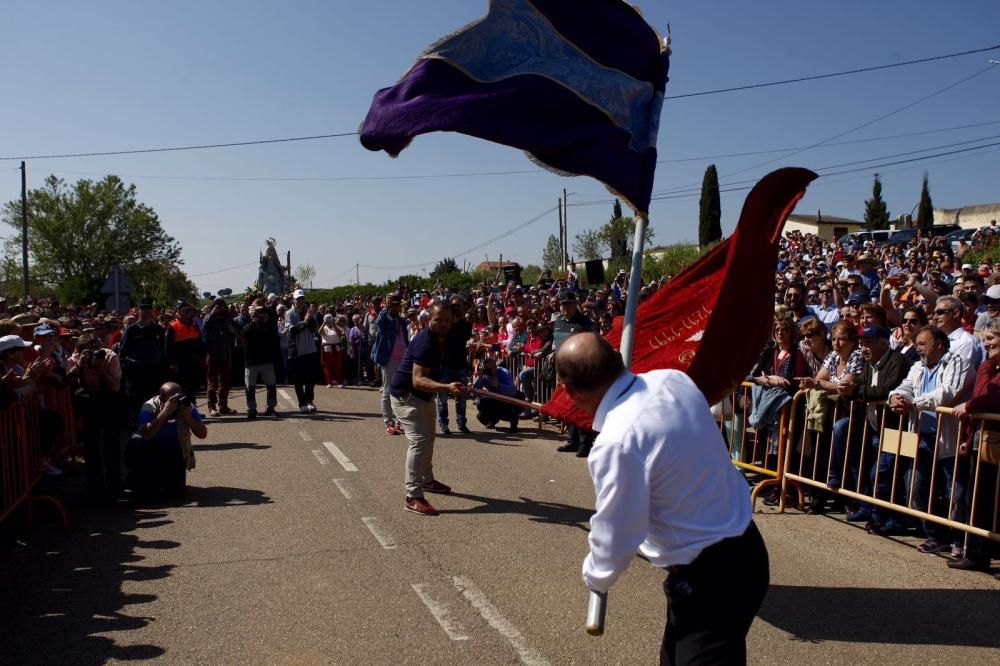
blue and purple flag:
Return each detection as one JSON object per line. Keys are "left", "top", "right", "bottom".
{"left": 359, "top": 0, "right": 670, "bottom": 214}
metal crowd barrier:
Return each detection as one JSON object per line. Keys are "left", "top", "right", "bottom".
{"left": 781, "top": 389, "right": 1000, "bottom": 544}
{"left": 716, "top": 382, "right": 797, "bottom": 511}
{"left": 0, "top": 392, "right": 68, "bottom": 528}
{"left": 476, "top": 348, "right": 558, "bottom": 429}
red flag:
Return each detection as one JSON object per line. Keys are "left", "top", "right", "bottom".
{"left": 541, "top": 167, "right": 818, "bottom": 430}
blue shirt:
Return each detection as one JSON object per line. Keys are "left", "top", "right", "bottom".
{"left": 474, "top": 366, "right": 515, "bottom": 396}
{"left": 139, "top": 403, "right": 204, "bottom": 449}
{"left": 390, "top": 328, "right": 444, "bottom": 401}
{"left": 919, "top": 363, "right": 941, "bottom": 433}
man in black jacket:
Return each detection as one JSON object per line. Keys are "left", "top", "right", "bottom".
{"left": 241, "top": 306, "right": 280, "bottom": 419}
{"left": 119, "top": 297, "right": 168, "bottom": 423}
{"left": 829, "top": 325, "right": 911, "bottom": 522}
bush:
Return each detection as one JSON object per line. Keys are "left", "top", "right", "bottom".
{"left": 641, "top": 243, "right": 707, "bottom": 282}
{"left": 960, "top": 233, "right": 1000, "bottom": 268}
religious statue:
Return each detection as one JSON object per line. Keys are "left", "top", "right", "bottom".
{"left": 257, "top": 238, "right": 290, "bottom": 295}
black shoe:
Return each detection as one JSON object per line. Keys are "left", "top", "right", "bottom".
{"left": 246, "top": 411, "right": 257, "bottom": 420}
{"left": 440, "top": 425, "right": 452, "bottom": 435}
{"left": 264, "top": 406, "right": 277, "bottom": 417}
{"left": 557, "top": 443, "right": 579, "bottom": 453}
{"left": 458, "top": 425, "right": 471, "bottom": 434}
{"left": 576, "top": 446, "right": 591, "bottom": 458}
{"left": 509, "top": 421, "right": 518, "bottom": 433}
{"left": 947, "top": 556, "right": 989, "bottom": 571}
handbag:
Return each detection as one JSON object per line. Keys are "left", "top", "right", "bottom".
{"left": 978, "top": 429, "right": 1000, "bottom": 465}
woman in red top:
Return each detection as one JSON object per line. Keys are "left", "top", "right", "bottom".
{"left": 950, "top": 319, "right": 1000, "bottom": 575}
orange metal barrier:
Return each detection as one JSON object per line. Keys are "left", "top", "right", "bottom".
{"left": 781, "top": 389, "right": 1000, "bottom": 545}
{"left": 717, "top": 382, "right": 797, "bottom": 511}
{"left": 0, "top": 393, "right": 69, "bottom": 528}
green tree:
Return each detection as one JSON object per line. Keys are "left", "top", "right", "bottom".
{"left": 542, "top": 234, "right": 563, "bottom": 271}
{"left": 573, "top": 229, "right": 603, "bottom": 260}
{"left": 863, "top": 174, "right": 890, "bottom": 230}
{"left": 1, "top": 175, "right": 188, "bottom": 305}
{"left": 431, "top": 257, "right": 460, "bottom": 277}
{"left": 917, "top": 172, "right": 934, "bottom": 228}
{"left": 600, "top": 200, "right": 654, "bottom": 273}
{"left": 698, "top": 164, "right": 722, "bottom": 246}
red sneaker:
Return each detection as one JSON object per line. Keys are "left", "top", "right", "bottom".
{"left": 404, "top": 496, "right": 438, "bottom": 516}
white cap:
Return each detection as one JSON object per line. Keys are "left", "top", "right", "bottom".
{"left": 293, "top": 289, "right": 306, "bottom": 299}
{"left": 0, "top": 334, "right": 32, "bottom": 353}
{"left": 962, "top": 264, "right": 973, "bottom": 270}
{"left": 986, "top": 285, "right": 1000, "bottom": 300}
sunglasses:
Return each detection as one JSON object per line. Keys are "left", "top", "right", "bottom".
{"left": 819, "top": 289, "right": 832, "bottom": 294}
{"left": 902, "top": 318, "right": 921, "bottom": 325}
{"left": 933, "top": 308, "right": 956, "bottom": 316}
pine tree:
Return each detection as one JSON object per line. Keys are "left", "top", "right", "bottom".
{"left": 698, "top": 164, "right": 722, "bottom": 246}
{"left": 863, "top": 174, "right": 890, "bottom": 230}
{"left": 917, "top": 172, "right": 934, "bottom": 228}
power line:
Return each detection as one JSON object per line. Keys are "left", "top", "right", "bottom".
{"left": 652, "top": 63, "right": 1000, "bottom": 198}
{"left": 47, "top": 167, "right": 541, "bottom": 183}
{"left": 655, "top": 119, "right": 1000, "bottom": 163}
{"left": 188, "top": 261, "right": 259, "bottom": 278}
{"left": 0, "top": 131, "right": 359, "bottom": 161}
{"left": 667, "top": 44, "right": 1000, "bottom": 99}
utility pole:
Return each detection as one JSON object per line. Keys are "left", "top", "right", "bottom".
{"left": 19, "top": 161, "right": 29, "bottom": 302}
{"left": 557, "top": 197, "right": 564, "bottom": 273}
{"left": 562, "top": 188, "right": 569, "bottom": 270}
{"left": 356, "top": 263, "right": 360, "bottom": 287}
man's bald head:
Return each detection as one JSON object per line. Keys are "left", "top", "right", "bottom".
{"left": 159, "top": 382, "right": 181, "bottom": 399}
{"left": 556, "top": 332, "right": 624, "bottom": 393}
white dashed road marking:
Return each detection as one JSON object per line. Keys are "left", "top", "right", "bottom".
{"left": 411, "top": 583, "right": 470, "bottom": 641}
{"left": 323, "top": 441, "right": 358, "bottom": 472}
{"left": 298, "top": 431, "right": 313, "bottom": 442}
{"left": 361, "top": 517, "right": 396, "bottom": 550}
{"left": 331, "top": 478, "right": 353, "bottom": 500}
{"left": 311, "top": 449, "right": 329, "bottom": 466}
{"left": 452, "top": 576, "right": 549, "bottom": 666}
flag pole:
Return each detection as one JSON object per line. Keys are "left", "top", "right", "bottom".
{"left": 618, "top": 212, "right": 648, "bottom": 368}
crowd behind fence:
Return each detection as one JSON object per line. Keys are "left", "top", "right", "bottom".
{"left": 715, "top": 385, "right": 1000, "bottom": 551}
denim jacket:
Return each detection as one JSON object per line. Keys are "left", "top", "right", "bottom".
{"left": 371, "top": 308, "right": 408, "bottom": 366}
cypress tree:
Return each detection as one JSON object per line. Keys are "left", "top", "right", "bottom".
{"left": 917, "top": 172, "right": 934, "bottom": 228}
{"left": 698, "top": 164, "right": 722, "bottom": 246}
{"left": 863, "top": 174, "right": 890, "bottom": 230}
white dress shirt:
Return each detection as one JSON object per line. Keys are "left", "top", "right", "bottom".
{"left": 582, "top": 370, "right": 752, "bottom": 593}
{"left": 946, "top": 326, "right": 982, "bottom": 374}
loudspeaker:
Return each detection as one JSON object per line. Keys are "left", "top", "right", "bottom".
{"left": 585, "top": 259, "right": 605, "bottom": 286}
{"left": 502, "top": 265, "right": 522, "bottom": 286}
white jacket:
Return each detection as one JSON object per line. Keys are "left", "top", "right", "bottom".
{"left": 888, "top": 351, "right": 972, "bottom": 458}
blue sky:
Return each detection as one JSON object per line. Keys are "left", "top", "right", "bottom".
{"left": 2, "top": 1, "right": 999, "bottom": 294}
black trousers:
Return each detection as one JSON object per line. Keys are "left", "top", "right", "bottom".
{"left": 289, "top": 352, "right": 319, "bottom": 406}
{"left": 661, "top": 521, "right": 769, "bottom": 666}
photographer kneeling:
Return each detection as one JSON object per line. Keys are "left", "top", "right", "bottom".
{"left": 127, "top": 381, "right": 207, "bottom": 499}
{"left": 474, "top": 356, "right": 520, "bottom": 433}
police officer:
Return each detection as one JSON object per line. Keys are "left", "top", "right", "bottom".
{"left": 119, "top": 297, "right": 168, "bottom": 424}
{"left": 556, "top": 333, "right": 769, "bottom": 665}
{"left": 551, "top": 290, "right": 595, "bottom": 456}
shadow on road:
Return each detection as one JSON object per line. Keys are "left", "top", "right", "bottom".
{"left": 439, "top": 492, "right": 593, "bottom": 529}
{"left": 193, "top": 441, "right": 272, "bottom": 451}
{"left": 759, "top": 584, "right": 1000, "bottom": 646}
{"left": 0, "top": 500, "right": 173, "bottom": 665}
{"left": 175, "top": 485, "right": 273, "bottom": 508}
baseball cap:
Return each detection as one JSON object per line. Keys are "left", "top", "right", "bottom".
{"left": 986, "top": 285, "right": 1000, "bottom": 301}
{"left": 139, "top": 296, "right": 154, "bottom": 309}
{"left": 33, "top": 324, "right": 55, "bottom": 337}
{"left": 845, "top": 294, "right": 867, "bottom": 305}
{"left": 0, "top": 334, "right": 32, "bottom": 353}
{"left": 293, "top": 289, "right": 306, "bottom": 299}
{"left": 962, "top": 263, "right": 974, "bottom": 270}
{"left": 558, "top": 290, "right": 578, "bottom": 303}
{"left": 859, "top": 325, "right": 891, "bottom": 340}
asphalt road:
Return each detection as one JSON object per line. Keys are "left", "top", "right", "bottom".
{"left": 2, "top": 384, "right": 1000, "bottom": 665}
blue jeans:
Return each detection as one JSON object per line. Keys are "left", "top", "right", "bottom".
{"left": 874, "top": 434, "right": 967, "bottom": 543}
{"left": 519, "top": 367, "right": 536, "bottom": 404}
{"left": 829, "top": 417, "right": 879, "bottom": 494}
{"left": 436, "top": 367, "right": 468, "bottom": 428}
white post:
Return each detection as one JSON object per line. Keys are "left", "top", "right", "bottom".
{"left": 619, "top": 212, "right": 648, "bottom": 368}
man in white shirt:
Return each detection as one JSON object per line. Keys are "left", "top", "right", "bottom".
{"left": 932, "top": 295, "right": 982, "bottom": 374}
{"left": 556, "top": 333, "right": 768, "bottom": 665}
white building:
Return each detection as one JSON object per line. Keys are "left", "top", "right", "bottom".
{"left": 933, "top": 203, "right": 1000, "bottom": 230}
{"left": 783, "top": 211, "right": 865, "bottom": 242}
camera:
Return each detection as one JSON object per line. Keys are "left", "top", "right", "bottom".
{"left": 177, "top": 394, "right": 194, "bottom": 407}
{"left": 94, "top": 349, "right": 107, "bottom": 360}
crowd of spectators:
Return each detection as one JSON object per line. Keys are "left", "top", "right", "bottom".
{"left": 749, "top": 221, "right": 1000, "bottom": 577}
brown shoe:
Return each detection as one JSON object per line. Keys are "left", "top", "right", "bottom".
{"left": 404, "top": 496, "right": 438, "bottom": 516}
